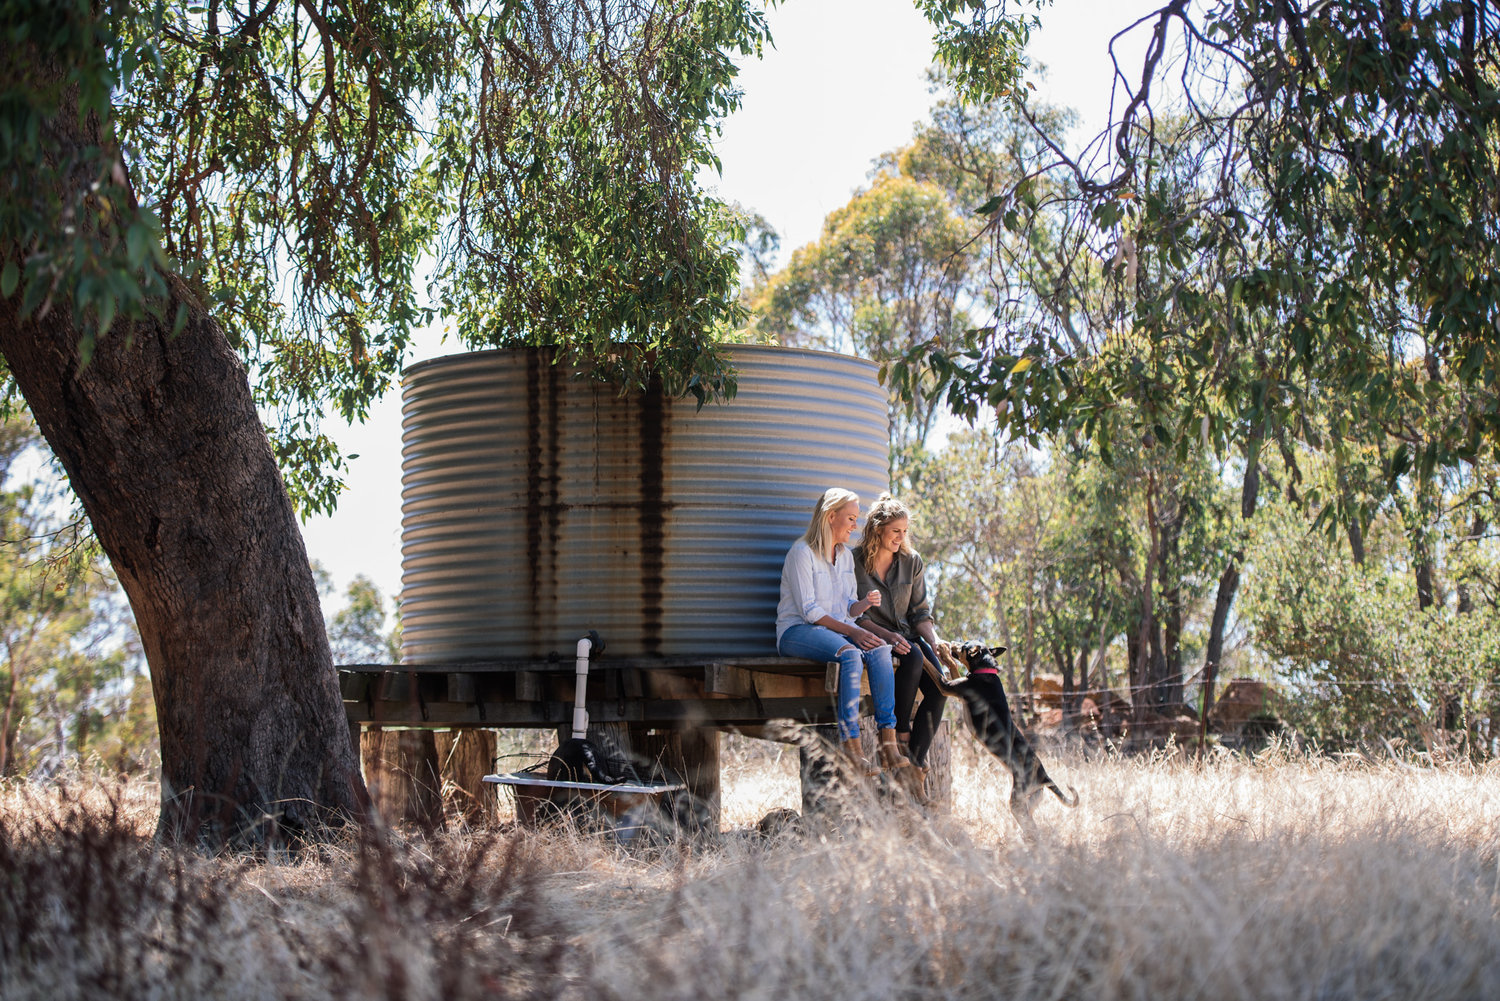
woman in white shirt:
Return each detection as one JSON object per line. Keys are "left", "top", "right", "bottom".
{"left": 775, "top": 487, "right": 905, "bottom": 777}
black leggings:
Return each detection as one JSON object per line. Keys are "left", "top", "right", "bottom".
{"left": 893, "top": 644, "right": 947, "bottom": 767}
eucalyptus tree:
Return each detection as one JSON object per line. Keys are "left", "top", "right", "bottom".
{"left": 1243, "top": 466, "right": 1500, "bottom": 753}
{"left": 909, "top": 0, "right": 1500, "bottom": 510}
{"left": 1, "top": 0, "right": 768, "bottom": 843}
{"left": 896, "top": 2, "right": 1500, "bottom": 727}
{"left": 328, "top": 574, "right": 400, "bottom": 666}
{"left": 746, "top": 169, "right": 980, "bottom": 469}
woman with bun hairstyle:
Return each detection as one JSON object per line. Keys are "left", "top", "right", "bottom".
{"left": 852, "top": 493, "right": 949, "bottom": 800}
{"left": 775, "top": 487, "right": 908, "bottom": 778}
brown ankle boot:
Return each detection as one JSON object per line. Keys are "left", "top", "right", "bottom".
{"left": 842, "top": 737, "right": 877, "bottom": 777}
{"left": 878, "top": 728, "right": 914, "bottom": 773}
{"left": 879, "top": 729, "right": 930, "bottom": 802}
{"left": 901, "top": 764, "right": 933, "bottom": 806}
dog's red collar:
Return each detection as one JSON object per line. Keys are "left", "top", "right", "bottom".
{"left": 969, "top": 666, "right": 999, "bottom": 675}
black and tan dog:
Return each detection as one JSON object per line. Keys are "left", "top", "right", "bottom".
{"left": 932, "top": 642, "right": 1079, "bottom": 835}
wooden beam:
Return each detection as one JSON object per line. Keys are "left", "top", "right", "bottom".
{"left": 447, "top": 672, "right": 476, "bottom": 703}
{"left": 339, "top": 673, "right": 371, "bottom": 700}
{"left": 704, "top": 663, "right": 753, "bottom": 697}
{"left": 338, "top": 655, "right": 830, "bottom": 676}
{"left": 514, "top": 671, "right": 543, "bottom": 701}
{"left": 345, "top": 695, "right": 837, "bottom": 729}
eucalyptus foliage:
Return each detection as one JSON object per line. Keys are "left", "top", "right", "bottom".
{"left": 1, "top": 0, "right": 769, "bottom": 514}
{"left": 1244, "top": 486, "right": 1500, "bottom": 753}
{"left": 910, "top": 0, "right": 1500, "bottom": 515}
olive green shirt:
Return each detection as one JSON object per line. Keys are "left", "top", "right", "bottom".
{"left": 853, "top": 550, "right": 934, "bottom": 639}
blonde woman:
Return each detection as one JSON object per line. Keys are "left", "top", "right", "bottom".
{"left": 775, "top": 487, "right": 901, "bottom": 775}
{"left": 853, "top": 494, "right": 948, "bottom": 799}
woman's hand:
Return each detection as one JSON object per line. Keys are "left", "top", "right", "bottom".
{"left": 849, "top": 589, "right": 883, "bottom": 617}
{"left": 848, "top": 626, "right": 886, "bottom": 651}
{"left": 889, "top": 634, "right": 912, "bottom": 655}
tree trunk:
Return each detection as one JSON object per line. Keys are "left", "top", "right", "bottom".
{"left": 994, "top": 585, "right": 1020, "bottom": 697}
{"left": 0, "top": 674, "right": 16, "bottom": 777}
{"left": 1202, "top": 433, "right": 1261, "bottom": 719}
{"left": 1056, "top": 639, "right": 1075, "bottom": 723}
{"left": 1413, "top": 539, "right": 1435, "bottom": 611}
{"left": 1126, "top": 611, "right": 1145, "bottom": 719}
{"left": 1157, "top": 501, "right": 1184, "bottom": 713}
{"left": 1457, "top": 508, "right": 1487, "bottom": 615}
{"left": 1148, "top": 617, "right": 1169, "bottom": 712}
{"left": 1023, "top": 581, "right": 1037, "bottom": 720}
{"left": 0, "top": 61, "right": 366, "bottom": 842}
{"left": 1134, "top": 473, "right": 1161, "bottom": 723}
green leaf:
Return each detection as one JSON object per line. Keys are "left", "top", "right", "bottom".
{"left": 97, "top": 294, "right": 117, "bottom": 338}
{"left": 0, "top": 260, "right": 17, "bottom": 299}
{"left": 126, "top": 223, "right": 150, "bottom": 268}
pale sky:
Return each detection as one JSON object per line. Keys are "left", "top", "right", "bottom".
{"left": 301, "top": 0, "right": 1165, "bottom": 611}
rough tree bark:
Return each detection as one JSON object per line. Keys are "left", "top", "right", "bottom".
{"left": 0, "top": 63, "right": 366, "bottom": 844}
{"left": 1201, "top": 431, "right": 1261, "bottom": 720}
{"left": 1156, "top": 497, "right": 1184, "bottom": 712}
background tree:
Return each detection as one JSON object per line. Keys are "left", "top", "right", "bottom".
{"left": 747, "top": 168, "right": 979, "bottom": 468}
{"left": 327, "top": 574, "right": 400, "bottom": 666}
{"left": 910, "top": 0, "right": 1500, "bottom": 504}
{"left": 1242, "top": 461, "right": 1500, "bottom": 755}
{"left": 1, "top": 0, "right": 768, "bottom": 843}
{"left": 0, "top": 416, "right": 141, "bottom": 777}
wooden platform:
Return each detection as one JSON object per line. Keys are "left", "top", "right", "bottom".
{"left": 338, "top": 655, "right": 841, "bottom": 730}
{"left": 341, "top": 656, "right": 955, "bottom": 823}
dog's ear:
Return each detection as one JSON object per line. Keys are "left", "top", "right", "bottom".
{"left": 989, "top": 645, "right": 1007, "bottom": 658}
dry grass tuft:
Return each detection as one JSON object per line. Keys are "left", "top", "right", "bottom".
{"left": 3, "top": 740, "right": 1498, "bottom": 1000}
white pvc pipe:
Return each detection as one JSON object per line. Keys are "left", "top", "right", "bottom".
{"left": 571, "top": 635, "right": 593, "bottom": 739}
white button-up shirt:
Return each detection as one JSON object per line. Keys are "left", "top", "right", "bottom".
{"left": 775, "top": 539, "right": 859, "bottom": 644}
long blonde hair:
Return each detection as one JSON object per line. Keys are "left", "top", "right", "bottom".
{"left": 854, "top": 493, "right": 914, "bottom": 573}
{"left": 802, "top": 487, "right": 860, "bottom": 562}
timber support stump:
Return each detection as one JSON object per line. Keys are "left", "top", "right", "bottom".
{"left": 629, "top": 724, "right": 722, "bottom": 827}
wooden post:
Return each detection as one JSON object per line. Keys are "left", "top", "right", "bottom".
{"left": 798, "top": 716, "right": 878, "bottom": 814}
{"left": 799, "top": 723, "right": 840, "bottom": 814}
{"left": 361, "top": 726, "right": 443, "bottom": 829}
{"left": 922, "top": 720, "right": 953, "bottom": 813}
{"left": 630, "top": 724, "right": 721, "bottom": 830}
{"left": 435, "top": 729, "right": 498, "bottom": 827}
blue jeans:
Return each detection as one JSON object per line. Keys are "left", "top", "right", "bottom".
{"left": 778, "top": 623, "right": 896, "bottom": 740}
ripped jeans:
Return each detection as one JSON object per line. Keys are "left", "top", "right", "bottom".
{"left": 778, "top": 623, "right": 896, "bottom": 741}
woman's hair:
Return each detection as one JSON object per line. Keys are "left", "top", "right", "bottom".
{"left": 802, "top": 487, "right": 861, "bottom": 561}
{"left": 854, "top": 493, "right": 914, "bottom": 572}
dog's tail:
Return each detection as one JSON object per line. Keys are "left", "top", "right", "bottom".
{"left": 1048, "top": 782, "right": 1080, "bottom": 808}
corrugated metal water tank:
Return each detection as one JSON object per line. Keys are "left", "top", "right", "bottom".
{"left": 399, "top": 345, "right": 890, "bottom": 661}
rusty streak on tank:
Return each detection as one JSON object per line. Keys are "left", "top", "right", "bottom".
{"left": 524, "top": 351, "right": 542, "bottom": 646}
{"left": 638, "top": 376, "right": 671, "bottom": 655}
{"left": 524, "top": 350, "right": 565, "bottom": 650}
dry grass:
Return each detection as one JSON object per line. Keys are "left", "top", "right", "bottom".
{"left": 3, "top": 739, "right": 1499, "bottom": 1000}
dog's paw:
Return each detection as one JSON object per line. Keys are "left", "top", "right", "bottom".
{"left": 934, "top": 641, "right": 968, "bottom": 677}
